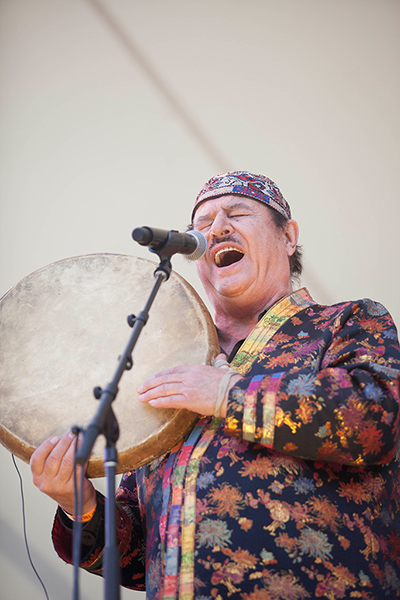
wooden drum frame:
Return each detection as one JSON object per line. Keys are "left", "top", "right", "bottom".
{"left": 0, "top": 254, "right": 219, "bottom": 477}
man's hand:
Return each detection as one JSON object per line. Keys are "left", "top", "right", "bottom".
{"left": 30, "top": 431, "right": 97, "bottom": 516}
{"left": 137, "top": 354, "right": 242, "bottom": 418}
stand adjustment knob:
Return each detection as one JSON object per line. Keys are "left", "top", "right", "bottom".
{"left": 93, "top": 386, "right": 103, "bottom": 399}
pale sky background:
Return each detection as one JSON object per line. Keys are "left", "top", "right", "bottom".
{"left": 1, "top": 1, "right": 399, "bottom": 599}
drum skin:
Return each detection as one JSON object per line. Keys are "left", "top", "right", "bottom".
{"left": 0, "top": 254, "right": 219, "bottom": 477}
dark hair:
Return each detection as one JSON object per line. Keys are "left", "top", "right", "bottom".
{"left": 268, "top": 208, "right": 303, "bottom": 283}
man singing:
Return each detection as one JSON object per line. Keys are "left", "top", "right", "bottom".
{"left": 31, "top": 171, "right": 400, "bottom": 599}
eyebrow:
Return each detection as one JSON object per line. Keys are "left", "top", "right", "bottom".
{"left": 194, "top": 201, "right": 254, "bottom": 223}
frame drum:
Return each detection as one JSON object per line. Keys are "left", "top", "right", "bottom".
{"left": 0, "top": 254, "right": 219, "bottom": 477}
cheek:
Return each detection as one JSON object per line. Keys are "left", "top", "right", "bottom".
{"left": 195, "top": 259, "right": 211, "bottom": 285}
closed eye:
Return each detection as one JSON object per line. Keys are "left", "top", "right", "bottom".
{"left": 196, "top": 222, "right": 212, "bottom": 232}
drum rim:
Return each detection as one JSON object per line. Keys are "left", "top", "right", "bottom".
{"left": 0, "top": 253, "right": 219, "bottom": 477}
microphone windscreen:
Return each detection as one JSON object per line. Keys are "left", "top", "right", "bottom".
{"left": 186, "top": 230, "right": 207, "bottom": 261}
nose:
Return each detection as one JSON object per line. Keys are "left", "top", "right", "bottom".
{"left": 209, "top": 212, "right": 233, "bottom": 239}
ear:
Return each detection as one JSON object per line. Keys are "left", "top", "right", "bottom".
{"left": 284, "top": 220, "right": 299, "bottom": 257}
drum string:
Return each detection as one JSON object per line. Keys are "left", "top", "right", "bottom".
{"left": 11, "top": 454, "right": 50, "bottom": 600}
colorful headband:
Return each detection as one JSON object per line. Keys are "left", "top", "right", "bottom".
{"left": 192, "top": 170, "right": 291, "bottom": 221}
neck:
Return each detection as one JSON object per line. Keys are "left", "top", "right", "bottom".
{"left": 214, "top": 287, "right": 293, "bottom": 356}
{"left": 217, "top": 321, "right": 255, "bottom": 356}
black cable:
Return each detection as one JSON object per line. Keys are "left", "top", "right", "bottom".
{"left": 12, "top": 454, "right": 50, "bottom": 600}
{"left": 72, "top": 428, "right": 84, "bottom": 600}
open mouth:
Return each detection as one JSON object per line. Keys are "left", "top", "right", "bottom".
{"left": 214, "top": 247, "right": 245, "bottom": 268}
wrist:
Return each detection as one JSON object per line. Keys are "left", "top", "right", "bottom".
{"left": 59, "top": 488, "right": 97, "bottom": 521}
{"left": 214, "top": 371, "right": 242, "bottom": 418}
{"left": 62, "top": 500, "right": 97, "bottom": 522}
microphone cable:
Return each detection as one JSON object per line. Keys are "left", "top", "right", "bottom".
{"left": 11, "top": 454, "right": 50, "bottom": 600}
{"left": 72, "top": 427, "right": 85, "bottom": 600}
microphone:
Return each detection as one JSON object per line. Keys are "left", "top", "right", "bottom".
{"left": 132, "top": 226, "right": 207, "bottom": 261}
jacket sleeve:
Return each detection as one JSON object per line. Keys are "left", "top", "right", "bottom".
{"left": 51, "top": 471, "right": 146, "bottom": 590}
{"left": 225, "top": 299, "right": 400, "bottom": 466}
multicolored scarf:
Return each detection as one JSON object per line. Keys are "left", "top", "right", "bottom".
{"left": 160, "top": 289, "right": 315, "bottom": 599}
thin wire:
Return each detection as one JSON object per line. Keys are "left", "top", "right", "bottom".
{"left": 72, "top": 428, "right": 84, "bottom": 600}
{"left": 84, "top": 0, "right": 230, "bottom": 173}
{"left": 84, "top": 0, "right": 333, "bottom": 305}
{"left": 11, "top": 454, "right": 50, "bottom": 600}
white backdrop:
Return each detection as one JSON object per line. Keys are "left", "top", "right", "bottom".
{"left": 1, "top": 1, "right": 399, "bottom": 599}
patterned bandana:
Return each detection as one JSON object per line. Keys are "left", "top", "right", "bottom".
{"left": 192, "top": 170, "right": 292, "bottom": 221}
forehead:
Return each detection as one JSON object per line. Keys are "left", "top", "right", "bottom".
{"left": 192, "top": 195, "right": 267, "bottom": 223}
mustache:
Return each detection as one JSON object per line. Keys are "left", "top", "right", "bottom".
{"left": 208, "top": 235, "right": 240, "bottom": 254}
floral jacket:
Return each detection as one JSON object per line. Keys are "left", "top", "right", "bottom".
{"left": 52, "top": 289, "right": 400, "bottom": 599}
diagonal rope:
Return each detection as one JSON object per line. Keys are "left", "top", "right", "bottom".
{"left": 84, "top": 0, "right": 230, "bottom": 172}
{"left": 83, "top": 0, "right": 334, "bottom": 304}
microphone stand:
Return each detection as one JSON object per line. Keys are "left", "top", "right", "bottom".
{"left": 73, "top": 250, "right": 174, "bottom": 600}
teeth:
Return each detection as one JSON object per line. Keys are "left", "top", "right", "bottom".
{"left": 214, "top": 247, "right": 244, "bottom": 267}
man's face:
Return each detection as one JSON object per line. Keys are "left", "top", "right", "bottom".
{"left": 192, "top": 195, "right": 297, "bottom": 313}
